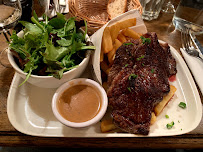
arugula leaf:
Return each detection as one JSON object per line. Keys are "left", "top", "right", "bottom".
{"left": 20, "top": 21, "right": 42, "bottom": 35}
{"left": 48, "top": 18, "right": 66, "bottom": 29}
{"left": 43, "top": 42, "right": 72, "bottom": 61}
{"left": 32, "top": 10, "right": 39, "bottom": 22}
{"left": 56, "top": 36, "right": 73, "bottom": 47}
{"left": 31, "top": 17, "right": 45, "bottom": 32}
{"left": 65, "top": 17, "right": 76, "bottom": 32}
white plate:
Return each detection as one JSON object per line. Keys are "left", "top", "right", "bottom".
{"left": 7, "top": 43, "right": 202, "bottom": 137}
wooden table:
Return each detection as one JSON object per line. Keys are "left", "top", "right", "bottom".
{"left": 0, "top": 2, "right": 203, "bottom": 149}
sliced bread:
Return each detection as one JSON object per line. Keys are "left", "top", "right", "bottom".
{"left": 107, "top": 0, "right": 127, "bottom": 19}
{"left": 127, "top": 0, "right": 136, "bottom": 11}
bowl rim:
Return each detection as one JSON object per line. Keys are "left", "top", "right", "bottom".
{"left": 8, "top": 30, "right": 92, "bottom": 79}
{"left": 8, "top": 50, "right": 90, "bottom": 79}
{"left": 52, "top": 78, "right": 108, "bottom": 128}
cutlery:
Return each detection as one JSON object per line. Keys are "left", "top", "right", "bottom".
{"left": 189, "top": 32, "right": 203, "bottom": 55}
{"left": 181, "top": 26, "right": 203, "bottom": 62}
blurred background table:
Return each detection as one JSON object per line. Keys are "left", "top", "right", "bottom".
{"left": 0, "top": 0, "right": 203, "bottom": 149}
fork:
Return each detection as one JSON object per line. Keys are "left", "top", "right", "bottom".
{"left": 181, "top": 26, "right": 203, "bottom": 62}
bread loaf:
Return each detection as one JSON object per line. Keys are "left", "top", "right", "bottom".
{"left": 107, "top": 0, "right": 127, "bottom": 19}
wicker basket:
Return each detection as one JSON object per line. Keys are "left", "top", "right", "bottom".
{"left": 69, "top": 0, "right": 142, "bottom": 30}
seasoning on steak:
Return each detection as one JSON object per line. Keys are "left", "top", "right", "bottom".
{"left": 107, "top": 32, "right": 177, "bottom": 135}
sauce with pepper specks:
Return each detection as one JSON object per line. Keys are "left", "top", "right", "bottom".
{"left": 57, "top": 85, "right": 101, "bottom": 123}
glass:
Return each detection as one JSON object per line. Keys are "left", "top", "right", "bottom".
{"left": 0, "top": 0, "right": 22, "bottom": 67}
{"left": 162, "top": 0, "right": 175, "bottom": 13}
{"left": 172, "top": 0, "right": 203, "bottom": 33}
{"left": 140, "top": 0, "right": 165, "bottom": 21}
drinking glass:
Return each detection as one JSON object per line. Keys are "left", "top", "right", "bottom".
{"left": 162, "top": 0, "right": 175, "bottom": 13}
{"left": 172, "top": 0, "right": 203, "bottom": 33}
{"left": 140, "top": 0, "right": 166, "bottom": 21}
{"left": 0, "top": 0, "right": 22, "bottom": 67}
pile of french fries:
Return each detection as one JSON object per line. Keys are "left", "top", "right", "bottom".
{"left": 100, "top": 18, "right": 177, "bottom": 133}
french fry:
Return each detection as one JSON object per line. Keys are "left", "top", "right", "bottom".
{"left": 109, "top": 24, "right": 120, "bottom": 43}
{"left": 100, "top": 61, "right": 110, "bottom": 75}
{"left": 118, "top": 18, "right": 137, "bottom": 30}
{"left": 114, "top": 39, "right": 123, "bottom": 50}
{"left": 122, "top": 28, "right": 141, "bottom": 40}
{"left": 102, "top": 27, "right": 113, "bottom": 53}
{"left": 102, "top": 82, "right": 108, "bottom": 92}
{"left": 154, "top": 85, "right": 177, "bottom": 116}
{"left": 107, "top": 39, "right": 122, "bottom": 65}
{"left": 101, "top": 119, "right": 117, "bottom": 133}
{"left": 107, "top": 48, "right": 116, "bottom": 65}
{"left": 117, "top": 33, "right": 127, "bottom": 43}
{"left": 150, "top": 112, "right": 156, "bottom": 125}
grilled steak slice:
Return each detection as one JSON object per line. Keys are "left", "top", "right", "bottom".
{"left": 107, "top": 32, "right": 176, "bottom": 135}
{"left": 161, "top": 43, "right": 177, "bottom": 77}
{"left": 108, "top": 39, "right": 139, "bottom": 85}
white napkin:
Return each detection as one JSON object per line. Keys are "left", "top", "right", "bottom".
{"left": 91, "top": 9, "right": 147, "bottom": 84}
{"left": 180, "top": 48, "right": 203, "bottom": 95}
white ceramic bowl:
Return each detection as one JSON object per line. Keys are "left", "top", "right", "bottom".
{"left": 8, "top": 31, "right": 91, "bottom": 88}
{"left": 52, "top": 78, "right": 108, "bottom": 128}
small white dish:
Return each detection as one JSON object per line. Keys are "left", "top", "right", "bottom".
{"left": 8, "top": 31, "right": 91, "bottom": 88}
{"left": 52, "top": 78, "right": 108, "bottom": 128}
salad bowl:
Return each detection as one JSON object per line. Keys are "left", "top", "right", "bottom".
{"left": 8, "top": 14, "right": 94, "bottom": 88}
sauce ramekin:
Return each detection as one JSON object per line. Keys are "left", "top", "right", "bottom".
{"left": 52, "top": 78, "right": 108, "bottom": 128}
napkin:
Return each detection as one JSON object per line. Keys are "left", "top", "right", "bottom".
{"left": 180, "top": 48, "right": 203, "bottom": 95}
{"left": 91, "top": 9, "right": 147, "bottom": 84}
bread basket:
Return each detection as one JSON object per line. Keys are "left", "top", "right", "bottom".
{"left": 69, "top": 0, "right": 142, "bottom": 30}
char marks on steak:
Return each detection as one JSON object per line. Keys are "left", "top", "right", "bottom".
{"left": 107, "top": 32, "right": 177, "bottom": 135}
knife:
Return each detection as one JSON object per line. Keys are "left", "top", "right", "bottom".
{"left": 189, "top": 32, "right": 203, "bottom": 55}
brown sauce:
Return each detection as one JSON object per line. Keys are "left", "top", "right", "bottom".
{"left": 57, "top": 85, "right": 101, "bottom": 123}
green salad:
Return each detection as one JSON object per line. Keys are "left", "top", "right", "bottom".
{"left": 9, "top": 12, "right": 95, "bottom": 85}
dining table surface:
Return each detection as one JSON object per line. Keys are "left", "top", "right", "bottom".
{"left": 0, "top": 0, "right": 203, "bottom": 149}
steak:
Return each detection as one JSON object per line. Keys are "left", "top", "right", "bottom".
{"left": 107, "top": 32, "right": 177, "bottom": 135}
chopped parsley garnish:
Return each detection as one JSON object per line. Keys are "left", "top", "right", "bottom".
{"left": 125, "top": 64, "right": 128, "bottom": 67}
{"left": 142, "top": 63, "right": 145, "bottom": 66}
{"left": 165, "top": 115, "right": 169, "bottom": 118}
{"left": 140, "top": 36, "right": 151, "bottom": 44}
{"left": 124, "top": 42, "right": 134, "bottom": 46}
{"left": 151, "top": 68, "right": 155, "bottom": 73}
{"left": 166, "top": 121, "right": 174, "bottom": 129}
{"left": 127, "top": 87, "right": 132, "bottom": 92}
{"left": 128, "top": 74, "right": 138, "bottom": 80}
{"left": 178, "top": 102, "right": 186, "bottom": 109}
{"left": 136, "top": 55, "right": 145, "bottom": 61}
